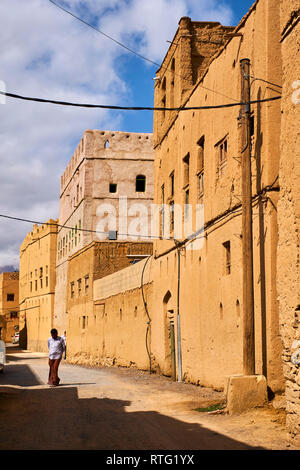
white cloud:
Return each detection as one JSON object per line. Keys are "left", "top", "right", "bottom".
{"left": 0, "top": 0, "right": 233, "bottom": 267}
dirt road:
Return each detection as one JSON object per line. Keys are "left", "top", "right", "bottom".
{"left": 0, "top": 345, "right": 296, "bottom": 450}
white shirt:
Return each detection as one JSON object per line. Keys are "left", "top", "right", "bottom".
{"left": 48, "top": 336, "right": 65, "bottom": 360}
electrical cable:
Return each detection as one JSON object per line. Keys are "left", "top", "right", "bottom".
{"left": 48, "top": 0, "right": 161, "bottom": 69}
{"left": 47, "top": 0, "right": 240, "bottom": 104}
{"left": 0, "top": 213, "right": 175, "bottom": 242}
{"left": 0, "top": 305, "right": 39, "bottom": 314}
{"left": 0, "top": 89, "right": 281, "bottom": 111}
{"left": 0, "top": 177, "right": 280, "bottom": 248}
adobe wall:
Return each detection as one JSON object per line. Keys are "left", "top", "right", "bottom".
{"left": 67, "top": 257, "right": 153, "bottom": 370}
{"left": 277, "top": 0, "right": 300, "bottom": 446}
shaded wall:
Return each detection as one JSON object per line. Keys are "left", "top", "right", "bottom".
{"left": 277, "top": 0, "right": 300, "bottom": 446}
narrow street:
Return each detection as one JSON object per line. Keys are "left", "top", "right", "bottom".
{"left": 0, "top": 345, "right": 294, "bottom": 450}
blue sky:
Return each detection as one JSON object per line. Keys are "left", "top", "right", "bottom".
{"left": 0, "top": 0, "right": 255, "bottom": 268}
{"left": 117, "top": 0, "right": 255, "bottom": 134}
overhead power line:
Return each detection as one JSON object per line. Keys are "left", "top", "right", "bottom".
{"left": 48, "top": 0, "right": 161, "bottom": 68}
{"left": 0, "top": 213, "right": 174, "bottom": 242}
{"left": 0, "top": 90, "right": 281, "bottom": 111}
{"left": 47, "top": 0, "right": 242, "bottom": 103}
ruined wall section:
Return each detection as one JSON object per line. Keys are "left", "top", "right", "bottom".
{"left": 153, "top": 18, "right": 235, "bottom": 146}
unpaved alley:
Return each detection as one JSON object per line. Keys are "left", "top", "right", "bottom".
{"left": 0, "top": 345, "right": 296, "bottom": 450}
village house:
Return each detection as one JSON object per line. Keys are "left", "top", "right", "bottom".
{"left": 151, "top": 0, "right": 283, "bottom": 393}
{"left": 54, "top": 130, "right": 154, "bottom": 335}
{"left": 19, "top": 220, "right": 58, "bottom": 351}
{"left": 0, "top": 272, "right": 19, "bottom": 343}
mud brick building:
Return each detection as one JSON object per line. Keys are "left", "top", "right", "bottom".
{"left": 0, "top": 272, "right": 19, "bottom": 342}
{"left": 151, "top": 1, "right": 283, "bottom": 392}
{"left": 54, "top": 130, "right": 154, "bottom": 334}
{"left": 19, "top": 220, "right": 58, "bottom": 351}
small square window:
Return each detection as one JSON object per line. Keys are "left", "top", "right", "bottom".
{"left": 7, "top": 293, "right": 14, "bottom": 302}
{"left": 109, "top": 183, "right": 117, "bottom": 193}
{"left": 136, "top": 175, "right": 146, "bottom": 192}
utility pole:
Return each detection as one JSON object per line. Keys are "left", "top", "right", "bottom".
{"left": 240, "top": 58, "right": 255, "bottom": 375}
{"left": 175, "top": 241, "right": 182, "bottom": 382}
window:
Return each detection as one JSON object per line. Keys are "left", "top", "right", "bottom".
{"left": 217, "top": 137, "right": 228, "bottom": 177}
{"left": 10, "top": 311, "right": 18, "bottom": 319}
{"left": 170, "top": 59, "right": 175, "bottom": 108}
{"left": 82, "top": 316, "right": 86, "bottom": 329}
{"left": 223, "top": 241, "right": 231, "bottom": 275}
{"left": 40, "top": 278, "right": 43, "bottom": 289}
{"left": 84, "top": 275, "right": 89, "bottom": 295}
{"left": 108, "top": 230, "right": 118, "bottom": 240}
{"left": 183, "top": 153, "right": 190, "bottom": 187}
{"left": 30, "top": 281, "right": 32, "bottom": 292}
{"left": 185, "top": 189, "right": 190, "bottom": 218}
{"left": 197, "top": 136, "right": 205, "bottom": 173}
{"left": 197, "top": 136, "right": 205, "bottom": 199}
{"left": 35, "top": 280, "right": 37, "bottom": 291}
{"left": 109, "top": 183, "right": 117, "bottom": 193}
{"left": 46, "top": 276, "right": 48, "bottom": 288}
{"left": 70, "top": 282, "right": 75, "bottom": 299}
{"left": 169, "top": 171, "right": 174, "bottom": 197}
{"left": 40, "top": 267, "right": 43, "bottom": 278}
{"left": 161, "top": 77, "right": 166, "bottom": 120}
{"left": 136, "top": 175, "right": 146, "bottom": 192}
{"left": 198, "top": 171, "right": 204, "bottom": 201}
{"left": 7, "top": 293, "right": 14, "bottom": 302}
{"left": 77, "top": 279, "right": 82, "bottom": 297}
{"left": 104, "top": 140, "right": 109, "bottom": 149}
{"left": 170, "top": 201, "right": 175, "bottom": 233}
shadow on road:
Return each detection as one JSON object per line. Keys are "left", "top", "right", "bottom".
{"left": 0, "top": 385, "right": 265, "bottom": 450}
{"left": 0, "top": 364, "right": 42, "bottom": 387}
{"left": 5, "top": 345, "right": 46, "bottom": 363}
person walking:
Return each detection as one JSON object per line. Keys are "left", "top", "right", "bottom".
{"left": 47, "top": 328, "right": 65, "bottom": 387}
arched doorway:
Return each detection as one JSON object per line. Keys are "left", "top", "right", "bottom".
{"left": 163, "top": 291, "right": 176, "bottom": 380}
